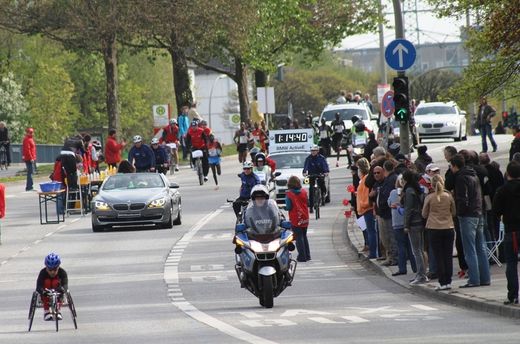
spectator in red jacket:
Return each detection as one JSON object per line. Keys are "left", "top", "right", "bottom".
{"left": 22, "top": 127, "right": 37, "bottom": 191}
{"left": 285, "top": 175, "right": 310, "bottom": 262}
{"left": 104, "top": 129, "right": 126, "bottom": 168}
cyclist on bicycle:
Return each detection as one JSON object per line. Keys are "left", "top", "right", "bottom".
{"left": 186, "top": 120, "right": 209, "bottom": 181}
{"left": 161, "top": 118, "right": 180, "bottom": 172}
{"left": 150, "top": 138, "right": 169, "bottom": 174}
{"left": 252, "top": 152, "right": 272, "bottom": 185}
{"left": 303, "top": 144, "right": 329, "bottom": 213}
{"left": 233, "top": 162, "right": 260, "bottom": 218}
{"left": 128, "top": 135, "right": 155, "bottom": 172}
{"left": 36, "top": 253, "right": 68, "bottom": 321}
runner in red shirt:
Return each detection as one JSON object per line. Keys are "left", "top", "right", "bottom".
{"left": 186, "top": 120, "right": 209, "bottom": 181}
{"left": 251, "top": 122, "right": 268, "bottom": 152}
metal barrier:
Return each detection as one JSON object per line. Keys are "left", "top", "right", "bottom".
{"left": 10, "top": 144, "right": 63, "bottom": 163}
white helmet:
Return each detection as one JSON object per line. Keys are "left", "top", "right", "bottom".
{"left": 133, "top": 135, "right": 143, "bottom": 143}
{"left": 310, "top": 144, "right": 319, "bottom": 151}
{"left": 242, "top": 161, "right": 253, "bottom": 169}
{"left": 169, "top": 118, "right": 177, "bottom": 125}
{"left": 250, "top": 184, "right": 270, "bottom": 199}
{"left": 151, "top": 138, "right": 160, "bottom": 145}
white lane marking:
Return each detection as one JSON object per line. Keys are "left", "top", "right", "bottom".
{"left": 280, "top": 309, "right": 332, "bottom": 317}
{"left": 341, "top": 316, "right": 370, "bottom": 324}
{"left": 71, "top": 218, "right": 80, "bottom": 223}
{"left": 241, "top": 319, "right": 297, "bottom": 328}
{"left": 411, "top": 304, "right": 438, "bottom": 311}
{"left": 164, "top": 208, "right": 279, "bottom": 344}
{"left": 308, "top": 317, "right": 346, "bottom": 324}
{"left": 5, "top": 195, "right": 15, "bottom": 198}
{"left": 57, "top": 224, "right": 66, "bottom": 230}
{"left": 190, "top": 264, "right": 225, "bottom": 271}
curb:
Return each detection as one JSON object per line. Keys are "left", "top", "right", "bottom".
{"left": 335, "top": 212, "right": 520, "bottom": 319}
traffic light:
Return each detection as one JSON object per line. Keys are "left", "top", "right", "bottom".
{"left": 393, "top": 76, "right": 410, "bottom": 123}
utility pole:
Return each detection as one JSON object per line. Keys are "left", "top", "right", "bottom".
{"left": 378, "top": 0, "right": 390, "bottom": 148}
{"left": 393, "top": 0, "right": 410, "bottom": 156}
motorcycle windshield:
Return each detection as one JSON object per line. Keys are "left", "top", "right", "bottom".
{"left": 244, "top": 200, "right": 280, "bottom": 235}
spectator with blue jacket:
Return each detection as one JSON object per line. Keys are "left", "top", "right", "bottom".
{"left": 128, "top": 135, "right": 155, "bottom": 172}
{"left": 178, "top": 105, "right": 190, "bottom": 160}
{"left": 303, "top": 144, "right": 329, "bottom": 213}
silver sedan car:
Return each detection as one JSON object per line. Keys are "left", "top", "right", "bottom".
{"left": 91, "top": 173, "right": 181, "bottom": 232}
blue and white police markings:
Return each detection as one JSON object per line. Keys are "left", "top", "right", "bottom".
{"left": 385, "top": 39, "right": 416, "bottom": 71}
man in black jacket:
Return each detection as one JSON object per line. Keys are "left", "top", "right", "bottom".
{"left": 451, "top": 154, "right": 490, "bottom": 288}
{"left": 493, "top": 161, "right": 520, "bottom": 304}
{"left": 477, "top": 96, "right": 498, "bottom": 152}
{"left": 375, "top": 162, "right": 398, "bottom": 266}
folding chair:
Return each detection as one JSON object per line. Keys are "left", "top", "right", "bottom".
{"left": 486, "top": 222, "right": 504, "bottom": 267}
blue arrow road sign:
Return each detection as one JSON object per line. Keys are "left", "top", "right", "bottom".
{"left": 385, "top": 39, "right": 416, "bottom": 71}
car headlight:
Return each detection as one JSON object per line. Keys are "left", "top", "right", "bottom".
{"left": 95, "top": 201, "right": 110, "bottom": 211}
{"left": 148, "top": 197, "right": 167, "bottom": 208}
{"left": 446, "top": 121, "right": 458, "bottom": 127}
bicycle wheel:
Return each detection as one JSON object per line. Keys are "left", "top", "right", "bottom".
{"left": 28, "top": 291, "right": 38, "bottom": 332}
{"left": 314, "top": 186, "right": 321, "bottom": 220}
{"left": 197, "top": 159, "right": 203, "bottom": 185}
{"left": 66, "top": 292, "right": 78, "bottom": 330}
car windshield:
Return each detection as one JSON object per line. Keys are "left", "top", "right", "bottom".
{"left": 415, "top": 106, "right": 457, "bottom": 115}
{"left": 102, "top": 174, "right": 165, "bottom": 191}
{"left": 269, "top": 153, "right": 307, "bottom": 169}
{"left": 321, "top": 108, "right": 368, "bottom": 121}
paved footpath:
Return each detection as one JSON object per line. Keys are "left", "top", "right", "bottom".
{"left": 345, "top": 215, "right": 520, "bottom": 318}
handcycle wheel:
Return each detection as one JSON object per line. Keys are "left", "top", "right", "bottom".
{"left": 66, "top": 291, "right": 78, "bottom": 330}
{"left": 28, "top": 291, "right": 38, "bottom": 332}
{"left": 197, "top": 159, "right": 203, "bottom": 185}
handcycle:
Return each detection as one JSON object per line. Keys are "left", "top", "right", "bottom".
{"left": 28, "top": 288, "right": 77, "bottom": 332}
{"left": 192, "top": 149, "right": 204, "bottom": 185}
{"left": 307, "top": 174, "right": 326, "bottom": 220}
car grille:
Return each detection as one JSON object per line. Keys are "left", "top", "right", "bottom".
{"left": 276, "top": 180, "right": 287, "bottom": 186}
{"left": 433, "top": 123, "right": 444, "bottom": 128}
{"left": 112, "top": 203, "right": 147, "bottom": 211}
{"left": 422, "top": 123, "right": 432, "bottom": 128}
{"left": 113, "top": 204, "right": 129, "bottom": 211}
{"left": 130, "top": 203, "right": 146, "bottom": 210}
{"left": 256, "top": 252, "right": 276, "bottom": 261}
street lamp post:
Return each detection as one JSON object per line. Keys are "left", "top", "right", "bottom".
{"left": 208, "top": 74, "right": 228, "bottom": 129}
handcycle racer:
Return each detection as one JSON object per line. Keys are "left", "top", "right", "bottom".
{"left": 36, "top": 253, "right": 68, "bottom": 321}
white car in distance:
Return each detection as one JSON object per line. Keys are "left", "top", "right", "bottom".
{"left": 415, "top": 101, "right": 467, "bottom": 142}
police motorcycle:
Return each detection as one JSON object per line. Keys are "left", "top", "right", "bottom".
{"left": 233, "top": 185, "right": 297, "bottom": 308}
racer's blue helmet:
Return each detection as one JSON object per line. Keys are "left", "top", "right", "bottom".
{"left": 45, "top": 253, "right": 61, "bottom": 269}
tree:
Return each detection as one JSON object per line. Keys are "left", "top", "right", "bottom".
{"left": 409, "top": 70, "right": 461, "bottom": 103}
{"left": 0, "top": 0, "right": 139, "bottom": 134}
{"left": 0, "top": 72, "right": 28, "bottom": 142}
{"left": 426, "top": 0, "right": 520, "bottom": 101}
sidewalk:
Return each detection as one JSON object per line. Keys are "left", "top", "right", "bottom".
{"left": 344, "top": 216, "right": 520, "bottom": 318}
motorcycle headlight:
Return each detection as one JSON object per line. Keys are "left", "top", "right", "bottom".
{"left": 148, "top": 197, "right": 167, "bottom": 208}
{"left": 95, "top": 201, "right": 110, "bottom": 211}
{"left": 303, "top": 177, "right": 309, "bottom": 185}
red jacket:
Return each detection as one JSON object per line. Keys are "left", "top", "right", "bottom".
{"left": 161, "top": 124, "right": 179, "bottom": 143}
{"left": 266, "top": 157, "right": 276, "bottom": 172}
{"left": 286, "top": 189, "right": 309, "bottom": 228}
{"left": 22, "top": 134, "right": 36, "bottom": 162}
{"left": 187, "top": 126, "right": 207, "bottom": 150}
{"left": 105, "top": 136, "right": 124, "bottom": 165}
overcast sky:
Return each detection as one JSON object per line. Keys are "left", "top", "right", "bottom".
{"left": 340, "top": 0, "right": 466, "bottom": 50}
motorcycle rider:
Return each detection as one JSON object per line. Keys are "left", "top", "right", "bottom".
{"left": 252, "top": 152, "right": 273, "bottom": 185}
{"left": 233, "top": 162, "right": 260, "bottom": 218}
{"left": 128, "top": 135, "right": 155, "bottom": 172}
{"left": 161, "top": 118, "right": 180, "bottom": 172}
{"left": 303, "top": 144, "right": 329, "bottom": 213}
{"left": 243, "top": 185, "right": 281, "bottom": 235}
{"left": 186, "top": 119, "right": 209, "bottom": 181}
{"left": 150, "top": 138, "right": 169, "bottom": 174}
{"left": 318, "top": 118, "right": 332, "bottom": 157}
{"left": 250, "top": 147, "right": 277, "bottom": 173}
